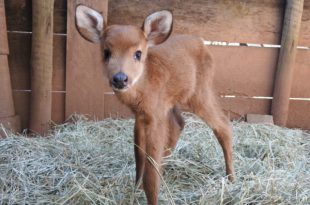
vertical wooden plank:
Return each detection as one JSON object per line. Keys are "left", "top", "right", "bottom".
{"left": 0, "top": 56, "right": 21, "bottom": 136}
{"left": 0, "top": 0, "right": 9, "bottom": 54}
{"left": 291, "top": 50, "right": 310, "bottom": 98}
{"left": 0, "top": 56, "right": 15, "bottom": 117}
{"left": 299, "top": 1, "right": 310, "bottom": 46}
{"left": 66, "top": 0, "right": 109, "bottom": 119}
{"left": 7, "top": 33, "right": 31, "bottom": 130}
{"left": 52, "top": 36, "right": 66, "bottom": 123}
{"left": 12, "top": 92, "right": 29, "bottom": 131}
{"left": 0, "top": 0, "right": 20, "bottom": 134}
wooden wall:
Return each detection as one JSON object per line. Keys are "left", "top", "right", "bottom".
{"left": 4, "top": 0, "right": 66, "bottom": 129}
{"left": 106, "top": 0, "right": 310, "bottom": 129}
{"left": 3, "top": 0, "right": 310, "bottom": 130}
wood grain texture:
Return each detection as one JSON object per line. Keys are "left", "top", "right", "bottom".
{"left": 29, "top": 0, "right": 55, "bottom": 134}
{"left": 288, "top": 100, "right": 310, "bottom": 129}
{"left": 291, "top": 50, "right": 310, "bottom": 98}
{"left": 7, "top": 33, "right": 31, "bottom": 90}
{"left": 0, "top": 55, "right": 16, "bottom": 117}
{"left": 8, "top": 33, "right": 66, "bottom": 128}
{"left": 12, "top": 92, "right": 64, "bottom": 129}
{"left": 271, "top": 0, "right": 304, "bottom": 126}
{"left": 4, "top": 0, "right": 66, "bottom": 33}
{"left": 8, "top": 34, "right": 65, "bottom": 91}
{"left": 66, "top": 0, "right": 109, "bottom": 119}
{"left": 300, "top": 1, "right": 310, "bottom": 46}
{"left": 108, "top": 0, "right": 284, "bottom": 44}
{"left": 52, "top": 93, "right": 65, "bottom": 124}
{"left": 52, "top": 36, "right": 66, "bottom": 123}
{"left": 0, "top": 1, "right": 20, "bottom": 132}
{"left": 107, "top": 0, "right": 310, "bottom": 46}
{"left": 210, "top": 46, "right": 279, "bottom": 97}
{"left": 213, "top": 46, "right": 309, "bottom": 98}
{"left": 53, "top": 36, "right": 66, "bottom": 92}
{"left": 12, "top": 91, "right": 29, "bottom": 130}
{"left": 0, "top": 0, "right": 9, "bottom": 54}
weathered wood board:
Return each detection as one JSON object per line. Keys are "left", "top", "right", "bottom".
{"left": 4, "top": 0, "right": 66, "bottom": 33}
{"left": 288, "top": 100, "right": 310, "bottom": 129}
{"left": 300, "top": 1, "right": 310, "bottom": 46}
{"left": 7, "top": 33, "right": 66, "bottom": 128}
{"left": 108, "top": 0, "right": 310, "bottom": 46}
{"left": 12, "top": 92, "right": 29, "bottom": 130}
{"left": 66, "top": 0, "right": 109, "bottom": 119}
{"left": 210, "top": 46, "right": 279, "bottom": 97}
{"left": 108, "top": 0, "right": 284, "bottom": 44}
{"left": 0, "top": 56, "right": 15, "bottom": 116}
{"left": 0, "top": 0, "right": 9, "bottom": 54}
{"left": 291, "top": 49, "right": 310, "bottom": 98}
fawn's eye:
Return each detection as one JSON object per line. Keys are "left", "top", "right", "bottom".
{"left": 134, "top": 50, "right": 142, "bottom": 61}
{"left": 103, "top": 49, "right": 111, "bottom": 61}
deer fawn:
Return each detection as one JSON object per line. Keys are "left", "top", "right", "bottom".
{"left": 76, "top": 5, "right": 234, "bottom": 205}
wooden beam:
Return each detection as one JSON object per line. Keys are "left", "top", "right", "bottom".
{"left": 29, "top": 0, "right": 54, "bottom": 135}
{"left": 271, "top": 0, "right": 304, "bottom": 126}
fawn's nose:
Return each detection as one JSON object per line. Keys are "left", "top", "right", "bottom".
{"left": 112, "top": 72, "right": 128, "bottom": 89}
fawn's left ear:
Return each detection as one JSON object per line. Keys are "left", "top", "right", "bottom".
{"left": 142, "top": 10, "right": 173, "bottom": 47}
{"left": 75, "top": 4, "right": 105, "bottom": 43}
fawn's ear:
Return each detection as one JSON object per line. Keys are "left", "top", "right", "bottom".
{"left": 75, "top": 5, "right": 105, "bottom": 43}
{"left": 142, "top": 10, "right": 173, "bottom": 46}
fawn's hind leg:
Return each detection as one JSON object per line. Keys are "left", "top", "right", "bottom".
{"left": 188, "top": 90, "right": 234, "bottom": 181}
{"left": 164, "top": 106, "right": 185, "bottom": 156}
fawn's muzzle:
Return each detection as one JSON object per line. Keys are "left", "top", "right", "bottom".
{"left": 111, "top": 72, "right": 128, "bottom": 90}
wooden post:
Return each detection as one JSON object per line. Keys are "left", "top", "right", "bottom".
{"left": 271, "top": 0, "right": 304, "bottom": 126}
{"left": 0, "top": 0, "right": 20, "bottom": 136}
{"left": 29, "top": 0, "right": 54, "bottom": 134}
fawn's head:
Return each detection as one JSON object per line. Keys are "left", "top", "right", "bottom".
{"left": 75, "top": 5, "right": 173, "bottom": 92}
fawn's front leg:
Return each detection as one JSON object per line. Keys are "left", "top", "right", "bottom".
{"left": 143, "top": 114, "right": 168, "bottom": 205}
{"left": 134, "top": 115, "right": 146, "bottom": 188}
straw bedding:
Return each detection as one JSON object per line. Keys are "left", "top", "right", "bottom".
{"left": 0, "top": 114, "right": 309, "bottom": 204}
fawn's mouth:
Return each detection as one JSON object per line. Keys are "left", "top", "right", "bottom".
{"left": 111, "top": 83, "right": 129, "bottom": 92}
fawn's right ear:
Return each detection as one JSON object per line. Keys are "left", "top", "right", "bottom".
{"left": 75, "top": 5, "right": 105, "bottom": 43}
{"left": 142, "top": 10, "right": 173, "bottom": 47}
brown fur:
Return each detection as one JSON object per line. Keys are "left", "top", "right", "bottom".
{"left": 75, "top": 8, "right": 234, "bottom": 205}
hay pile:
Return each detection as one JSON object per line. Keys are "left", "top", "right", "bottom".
{"left": 0, "top": 114, "right": 309, "bottom": 204}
